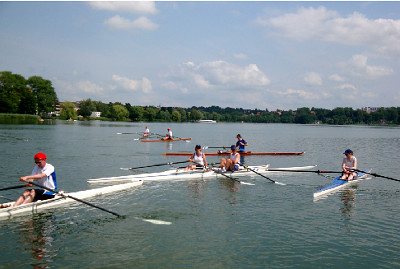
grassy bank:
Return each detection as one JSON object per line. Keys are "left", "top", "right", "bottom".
{"left": 0, "top": 113, "right": 41, "bottom": 121}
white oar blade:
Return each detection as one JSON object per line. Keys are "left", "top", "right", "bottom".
{"left": 275, "top": 181, "right": 286, "bottom": 186}
{"left": 142, "top": 219, "right": 172, "bottom": 225}
{"left": 240, "top": 182, "right": 255, "bottom": 185}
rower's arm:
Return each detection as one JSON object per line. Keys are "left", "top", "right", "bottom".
{"left": 20, "top": 173, "right": 47, "bottom": 183}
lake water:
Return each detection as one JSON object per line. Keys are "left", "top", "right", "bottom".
{"left": 0, "top": 120, "right": 399, "bottom": 268}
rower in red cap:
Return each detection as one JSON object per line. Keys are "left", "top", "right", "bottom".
{"left": 162, "top": 128, "right": 173, "bottom": 140}
{"left": 13, "top": 153, "right": 57, "bottom": 207}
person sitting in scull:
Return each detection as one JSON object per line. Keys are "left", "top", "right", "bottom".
{"left": 219, "top": 145, "right": 241, "bottom": 173}
{"left": 184, "top": 145, "right": 208, "bottom": 171}
{"left": 13, "top": 153, "right": 57, "bottom": 207}
{"left": 340, "top": 149, "right": 357, "bottom": 181}
{"left": 143, "top": 126, "right": 150, "bottom": 137}
{"left": 162, "top": 128, "right": 173, "bottom": 140}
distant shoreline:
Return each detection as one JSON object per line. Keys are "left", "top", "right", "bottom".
{"left": 0, "top": 113, "right": 398, "bottom": 127}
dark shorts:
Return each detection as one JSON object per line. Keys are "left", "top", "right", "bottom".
{"left": 33, "top": 189, "right": 55, "bottom": 202}
{"left": 227, "top": 164, "right": 240, "bottom": 172}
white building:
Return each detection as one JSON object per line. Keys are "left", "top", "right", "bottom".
{"left": 90, "top": 111, "right": 101, "bottom": 118}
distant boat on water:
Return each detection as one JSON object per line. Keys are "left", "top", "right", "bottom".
{"left": 196, "top": 119, "right": 217, "bottom": 123}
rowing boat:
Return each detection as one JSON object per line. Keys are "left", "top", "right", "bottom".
{"left": 0, "top": 180, "right": 143, "bottom": 220}
{"left": 313, "top": 169, "right": 371, "bottom": 200}
{"left": 141, "top": 138, "right": 191, "bottom": 142}
{"left": 162, "top": 151, "right": 305, "bottom": 156}
{"left": 87, "top": 165, "right": 317, "bottom": 184}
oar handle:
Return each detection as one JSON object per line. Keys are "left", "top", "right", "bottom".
{"left": 353, "top": 169, "right": 400, "bottom": 182}
{"left": 28, "top": 181, "right": 122, "bottom": 217}
{"left": 0, "top": 184, "right": 28, "bottom": 191}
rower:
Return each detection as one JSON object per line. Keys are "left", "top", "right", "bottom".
{"left": 340, "top": 149, "right": 357, "bottom": 181}
{"left": 13, "top": 153, "right": 57, "bottom": 207}
{"left": 184, "top": 145, "right": 208, "bottom": 171}
{"left": 236, "top": 134, "right": 248, "bottom": 152}
{"left": 162, "top": 128, "right": 173, "bottom": 140}
{"left": 143, "top": 126, "right": 150, "bottom": 137}
{"left": 219, "top": 145, "right": 241, "bottom": 173}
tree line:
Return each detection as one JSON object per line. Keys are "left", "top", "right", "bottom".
{"left": 73, "top": 99, "right": 400, "bottom": 125}
{"left": 1, "top": 71, "right": 398, "bottom": 125}
{"left": 0, "top": 71, "right": 58, "bottom": 115}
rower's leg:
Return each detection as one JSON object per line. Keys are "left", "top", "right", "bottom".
{"left": 13, "top": 189, "right": 35, "bottom": 207}
{"left": 220, "top": 158, "right": 227, "bottom": 168}
{"left": 226, "top": 159, "right": 234, "bottom": 170}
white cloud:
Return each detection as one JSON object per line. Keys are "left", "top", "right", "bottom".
{"left": 304, "top": 72, "right": 322, "bottom": 86}
{"left": 338, "top": 84, "right": 357, "bottom": 90}
{"left": 112, "top": 75, "right": 152, "bottom": 93}
{"left": 329, "top": 74, "right": 345, "bottom": 82}
{"left": 163, "top": 61, "right": 270, "bottom": 94}
{"left": 199, "top": 61, "right": 270, "bottom": 87}
{"left": 233, "top": 53, "right": 248, "bottom": 60}
{"left": 258, "top": 6, "right": 400, "bottom": 54}
{"left": 77, "top": 80, "right": 103, "bottom": 94}
{"left": 88, "top": 1, "right": 158, "bottom": 15}
{"left": 276, "top": 89, "right": 317, "bottom": 100}
{"left": 346, "top": 54, "right": 393, "bottom": 79}
{"left": 104, "top": 15, "right": 158, "bottom": 31}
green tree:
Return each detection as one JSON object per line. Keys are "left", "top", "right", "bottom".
{"left": 18, "top": 88, "right": 37, "bottom": 114}
{"left": 190, "top": 109, "right": 202, "bottom": 121}
{"left": 130, "top": 106, "right": 145, "bottom": 121}
{"left": 0, "top": 71, "right": 28, "bottom": 113}
{"left": 78, "top": 98, "right": 96, "bottom": 118}
{"left": 144, "top": 106, "right": 158, "bottom": 121}
{"left": 111, "top": 104, "right": 129, "bottom": 121}
{"left": 177, "top": 108, "right": 187, "bottom": 121}
{"left": 27, "top": 76, "right": 58, "bottom": 115}
{"left": 60, "top": 101, "right": 77, "bottom": 120}
{"left": 171, "top": 110, "right": 181, "bottom": 122}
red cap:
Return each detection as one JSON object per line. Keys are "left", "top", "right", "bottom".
{"left": 34, "top": 153, "right": 47, "bottom": 161}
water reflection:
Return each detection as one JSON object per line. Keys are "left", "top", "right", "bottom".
{"left": 339, "top": 187, "right": 357, "bottom": 221}
{"left": 18, "top": 214, "right": 58, "bottom": 269}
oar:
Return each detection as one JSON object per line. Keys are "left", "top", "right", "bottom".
{"left": 267, "top": 169, "right": 342, "bottom": 174}
{"left": 211, "top": 168, "right": 242, "bottom": 183}
{"left": 117, "top": 132, "right": 140, "bottom": 135}
{"left": 243, "top": 165, "right": 286, "bottom": 185}
{"left": 28, "top": 181, "right": 122, "bottom": 217}
{"left": 0, "top": 184, "right": 28, "bottom": 191}
{"left": 210, "top": 167, "right": 254, "bottom": 185}
{"left": 353, "top": 169, "right": 400, "bottom": 182}
{"left": 203, "top": 146, "right": 229, "bottom": 150}
{"left": 120, "top": 160, "right": 190, "bottom": 171}
{"left": 0, "top": 195, "right": 14, "bottom": 201}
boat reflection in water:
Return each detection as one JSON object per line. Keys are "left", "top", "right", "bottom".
{"left": 18, "top": 214, "right": 58, "bottom": 269}
{"left": 339, "top": 186, "right": 358, "bottom": 232}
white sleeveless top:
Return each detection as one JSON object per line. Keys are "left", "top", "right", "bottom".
{"left": 344, "top": 156, "right": 356, "bottom": 168}
{"left": 229, "top": 153, "right": 240, "bottom": 164}
{"left": 192, "top": 152, "right": 204, "bottom": 166}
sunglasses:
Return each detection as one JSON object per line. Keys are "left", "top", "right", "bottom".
{"left": 35, "top": 160, "right": 43, "bottom": 164}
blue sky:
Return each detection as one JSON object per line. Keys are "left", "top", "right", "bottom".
{"left": 1, "top": 1, "right": 399, "bottom": 110}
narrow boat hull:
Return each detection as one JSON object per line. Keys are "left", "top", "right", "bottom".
{"left": 313, "top": 170, "right": 371, "bottom": 200}
{"left": 87, "top": 165, "right": 317, "bottom": 183}
{"left": 162, "top": 151, "right": 305, "bottom": 156}
{"left": 0, "top": 180, "right": 143, "bottom": 220}
{"left": 141, "top": 138, "right": 191, "bottom": 142}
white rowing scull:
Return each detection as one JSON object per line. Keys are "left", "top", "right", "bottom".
{"left": 87, "top": 165, "right": 317, "bottom": 183}
{"left": 0, "top": 180, "right": 143, "bottom": 220}
{"left": 313, "top": 169, "right": 371, "bottom": 200}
